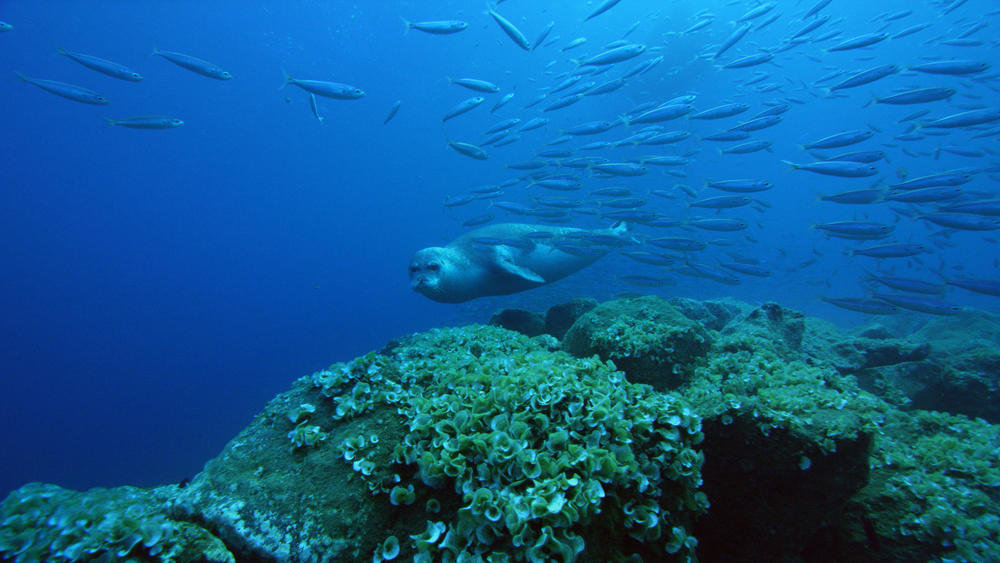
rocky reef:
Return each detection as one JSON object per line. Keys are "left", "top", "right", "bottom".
{"left": 2, "top": 296, "right": 998, "bottom": 562}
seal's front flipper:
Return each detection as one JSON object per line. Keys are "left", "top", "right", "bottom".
{"left": 498, "top": 257, "right": 545, "bottom": 283}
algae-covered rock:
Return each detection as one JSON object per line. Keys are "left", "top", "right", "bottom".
{"left": 169, "top": 325, "right": 709, "bottom": 562}
{"left": 562, "top": 296, "right": 713, "bottom": 390}
{"left": 843, "top": 310, "right": 1000, "bottom": 423}
{"left": 818, "top": 409, "right": 1000, "bottom": 562}
{"left": 544, "top": 297, "right": 597, "bottom": 339}
{"left": 0, "top": 482, "right": 232, "bottom": 562}
{"left": 721, "top": 302, "right": 806, "bottom": 353}
{"left": 666, "top": 297, "right": 747, "bottom": 332}
{"left": 682, "top": 330, "right": 887, "bottom": 562}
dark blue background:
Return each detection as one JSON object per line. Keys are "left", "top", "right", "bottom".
{"left": 1, "top": 0, "right": 996, "bottom": 496}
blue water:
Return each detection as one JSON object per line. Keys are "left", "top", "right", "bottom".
{"left": 1, "top": 0, "right": 996, "bottom": 496}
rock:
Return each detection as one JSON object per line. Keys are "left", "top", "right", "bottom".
{"left": 488, "top": 308, "right": 546, "bottom": 337}
{"left": 563, "top": 296, "right": 713, "bottom": 390}
{"left": 544, "top": 297, "right": 597, "bottom": 339}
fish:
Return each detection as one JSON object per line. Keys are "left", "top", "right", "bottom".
{"left": 721, "top": 140, "right": 772, "bottom": 154}
{"left": 690, "top": 103, "right": 750, "bottom": 120}
{"left": 818, "top": 150, "right": 885, "bottom": 163}
{"left": 383, "top": 100, "right": 402, "bottom": 125}
{"left": 0, "top": 20, "right": 12, "bottom": 32}
{"left": 818, "top": 188, "right": 884, "bottom": 204}
{"left": 783, "top": 160, "right": 879, "bottom": 177}
{"left": 946, "top": 278, "right": 1000, "bottom": 297}
{"left": 939, "top": 199, "right": 1000, "bottom": 216}
{"left": 282, "top": 71, "right": 364, "bottom": 99}
{"left": 626, "top": 104, "right": 695, "bottom": 125}
{"left": 690, "top": 218, "right": 749, "bottom": 231}
{"left": 829, "top": 64, "right": 898, "bottom": 91}
{"left": 802, "top": 130, "right": 873, "bottom": 150}
{"left": 721, "top": 52, "right": 775, "bottom": 69}
{"left": 917, "top": 213, "right": 1000, "bottom": 231}
{"left": 866, "top": 274, "right": 944, "bottom": 295}
{"left": 585, "top": 0, "right": 622, "bottom": 21}
{"left": 909, "top": 60, "right": 990, "bottom": 75}
{"left": 442, "top": 97, "right": 484, "bottom": 122}
{"left": 719, "top": 262, "right": 771, "bottom": 277}
{"left": 401, "top": 19, "right": 468, "bottom": 35}
{"left": 592, "top": 163, "right": 647, "bottom": 177}
{"left": 706, "top": 179, "right": 773, "bottom": 193}
{"left": 488, "top": 7, "right": 531, "bottom": 50}
{"left": 803, "top": 0, "right": 833, "bottom": 19}
{"left": 885, "top": 187, "right": 963, "bottom": 203}
{"left": 689, "top": 196, "right": 753, "bottom": 209}
{"left": 647, "top": 237, "right": 707, "bottom": 251}
{"left": 921, "top": 109, "right": 1000, "bottom": 129}
{"left": 587, "top": 78, "right": 627, "bottom": 96}
{"left": 448, "top": 141, "right": 489, "bottom": 160}
{"left": 462, "top": 214, "right": 495, "bottom": 227}
{"left": 103, "top": 116, "right": 183, "bottom": 129}
{"left": 873, "top": 87, "right": 956, "bottom": 105}
{"left": 447, "top": 77, "right": 499, "bottom": 93}
{"left": 714, "top": 22, "right": 752, "bottom": 60}
{"left": 889, "top": 172, "right": 973, "bottom": 190}
{"left": 872, "top": 294, "right": 962, "bottom": 316}
{"left": 826, "top": 33, "right": 888, "bottom": 52}
{"left": 850, "top": 243, "right": 929, "bottom": 258}
{"left": 491, "top": 92, "right": 515, "bottom": 113}
{"left": 309, "top": 94, "right": 323, "bottom": 124}
{"left": 16, "top": 73, "right": 108, "bottom": 104}
{"left": 56, "top": 47, "right": 142, "bottom": 81}
{"left": 738, "top": 2, "right": 777, "bottom": 22}
{"left": 820, "top": 297, "right": 900, "bottom": 315}
{"left": 576, "top": 44, "right": 646, "bottom": 66}
{"left": 729, "top": 115, "right": 782, "bottom": 132}
{"left": 153, "top": 47, "right": 231, "bottom": 80}
{"left": 485, "top": 118, "right": 521, "bottom": 134}
{"left": 532, "top": 22, "right": 555, "bottom": 51}
{"left": 814, "top": 222, "right": 893, "bottom": 237}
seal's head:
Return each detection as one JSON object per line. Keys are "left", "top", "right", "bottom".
{"left": 409, "top": 247, "right": 457, "bottom": 302}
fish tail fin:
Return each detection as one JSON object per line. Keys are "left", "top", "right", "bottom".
{"left": 400, "top": 16, "right": 411, "bottom": 35}
{"left": 569, "top": 58, "right": 582, "bottom": 67}
{"left": 103, "top": 117, "right": 115, "bottom": 126}
{"left": 55, "top": 46, "right": 68, "bottom": 56}
{"left": 280, "top": 68, "right": 292, "bottom": 90}
{"left": 866, "top": 92, "right": 879, "bottom": 107}
{"left": 151, "top": 44, "right": 160, "bottom": 57}
{"left": 15, "top": 71, "right": 28, "bottom": 81}
{"left": 781, "top": 159, "right": 799, "bottom": 170}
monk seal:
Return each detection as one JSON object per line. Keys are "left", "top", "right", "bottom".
{"left": 409, "top": 222, "right": 630, "bottom": 303}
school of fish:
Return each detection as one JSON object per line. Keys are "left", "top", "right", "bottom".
{"left": 9, "top": 0, "right": 1000, "bottom": 316}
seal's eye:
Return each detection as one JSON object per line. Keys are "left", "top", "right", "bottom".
{"left": 429, "top": 263, "right": 440, "bottom": 271}
{"left": 408, "top": 265, "right": 418, "bottom": 273}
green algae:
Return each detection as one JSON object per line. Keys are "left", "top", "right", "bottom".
{"left": 312, "top": 325, "right": 708, "bottom": 562}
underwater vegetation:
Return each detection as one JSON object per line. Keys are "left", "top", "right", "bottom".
{"left": 3, "top": 295, "right": 999, "bottom": 561}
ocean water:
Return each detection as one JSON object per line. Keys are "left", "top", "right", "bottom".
{"left": 0, "top": 0, "right": 997, "bottom": 500}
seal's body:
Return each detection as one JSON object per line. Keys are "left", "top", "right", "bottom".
{"left": 409, "top": 223, "right": 628, "bottom": 303}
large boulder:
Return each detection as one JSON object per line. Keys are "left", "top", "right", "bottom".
{"left": 562, "top": 296, "right": 713, "bottom": 390}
